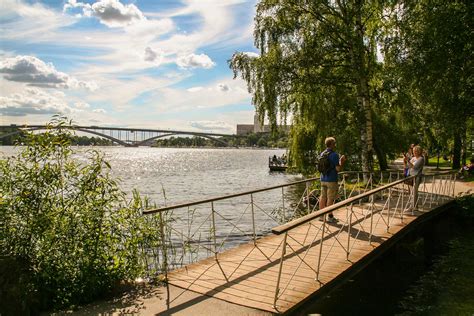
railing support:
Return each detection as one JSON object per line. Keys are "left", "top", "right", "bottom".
{"left": 347, "top": 204, "right": 353, "bottom": 260}
{"left": 316, "top": 217, "right": 327, "bottom": 281}
{"left": 159, "top": 212, "right": 170, "bottom": 309}
{"left": 306, "top": 182, "right": 311, "bottom": 214}
{"left": 282, "top": 187, "right": 286, "bottom": 221}
{"left": 211, "top": 202, "right": 218, "bottom": 258}
{"left": 273, "top": 232, "right": 287, "bottom": 309}
{"left": 251, "top": 194, "right": 257, "bottom": 245}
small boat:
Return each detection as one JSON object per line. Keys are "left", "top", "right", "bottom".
{"left": 269, "top": 155, "right": 287, "bottom": 171}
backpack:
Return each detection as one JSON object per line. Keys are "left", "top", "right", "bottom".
{"left": 317, "top": 150, "right": 332, "bottom": 175}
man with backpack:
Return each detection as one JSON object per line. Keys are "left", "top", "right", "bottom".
{"left": 318, "top": 137, "right": 346, "bottom": 223}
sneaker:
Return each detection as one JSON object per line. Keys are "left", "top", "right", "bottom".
{"left": 327, "top": 216, "right": 339, "bottom": 223}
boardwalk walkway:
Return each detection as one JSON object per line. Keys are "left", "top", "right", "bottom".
{"left": 166, "top": 180, "right": 449, "bottom": 313}
{"left": 69, "top": 174, "right": 471, "bottom": 316}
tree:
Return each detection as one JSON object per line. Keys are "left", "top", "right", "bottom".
{"left": 385, "top": 0, "right": 473, "bottom": 169}
{"left": 230, "top": 0, "right": 390, "bottom": 172}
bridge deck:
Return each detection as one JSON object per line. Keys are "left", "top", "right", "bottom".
{"left": 167, "top": 183, "right": 446, "bottom": 314}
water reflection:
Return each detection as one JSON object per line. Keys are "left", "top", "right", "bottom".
{"left": 0, "top": 146, "right": 301, "bottom": 206}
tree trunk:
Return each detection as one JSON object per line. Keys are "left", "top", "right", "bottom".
{"left": 373, "top": 140, "right": 388, "bottom": 170}
{"left": 461, "top": 123, "right": 467, "bottom": 166}
{"left": 353, "top": 1, "right": 374, "bottom": 174}
{"left": 452, "top": 130, "right": 462, "bottom": 169}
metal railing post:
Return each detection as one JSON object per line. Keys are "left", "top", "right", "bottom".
{"left": 211, "top": 202, "right": 218, "bottom": 258}
{"left": 343, "top": 174, "right": 347, "bottom": 200}
{"left": 316, "top": 217, "right": 327, "bottom": 281}
{"left": 250, "top": 194, "right": 257, "bottom": 245}
{"left": 306, "top": 182, "right": 311, "bottom": 214}
{"left": 282, "top": 187, "right": 286, "bottom": 221}
{"left": 387, "top": 188, "right": 391, "bottom": 231}
{"left": 452, "top": 173, "right": 457, "bottom": 198}
{"left": 401, "top": 184, "right": 405, "bottom": 223}
{"left": 429, "top": 175, "right": 435, "bottom": 208}
{"left": 273, "top": 232, "right": 287, "bottom": 309}
{"left": 358, "top": 173, "right": 361, "bottom": 204}
{"left": 159, "top": 212, "right": 170, "bottom": 309}
{"left": 347, "top": 204, "right": 353, "bottom": 260}
{"left": 369, "top": 196, "right": 374, "bottom": 244}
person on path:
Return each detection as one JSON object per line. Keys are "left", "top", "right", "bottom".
{"left": 403, "top": 145, "right": 414, "bottom": 177}
{"left": 405, "top": 145, "right": 424, "bottom": 210}
{"left": 319, "top": 137, "right": 346, "bottom": 223}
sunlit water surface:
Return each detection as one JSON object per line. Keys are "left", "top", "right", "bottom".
{"left": 1, "top": 146, "right": 300, "bottom": 207}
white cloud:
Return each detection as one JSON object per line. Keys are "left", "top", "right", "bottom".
{"left": 187, "top": 86, "right": 203, "bottom": 92}
{"left": 0, "top": 56, "right": 98, "bottom": 90}
{"left": 217, "top": 83, "right": 230, "bottom": 92}
{"left": 63, "top": 0, "right": 92, "bottom": 17}
{"left": 149, "top": 76, "right": 251, "bottom": 113}
{"left": 144, "top": 47, "right": 163, "bottom": 65}
{"left": 1, "top": 0, "right": 76, "bottom": 40}
{"left": 0, "top": 88, "right": 75, "bottom": 116}
{"left": 93, "top": 108, "right": 107, "bottom": 114}
{"left": 64, "top": 0, "right": 175, "bottom": 39}
{"left": 91, "top": 0, "right": 145, "bottom": 28}
{"left": 176, "top": 53, "right": 215, "bottom": 69}
{"left": 125, "top": 18, "right": 174, "bottom": 38}
{"left": 74, "top": 101, "right": 90, "bottom": 109}
{"left": 190, "top": 120, "right": 233, "bottom": 132}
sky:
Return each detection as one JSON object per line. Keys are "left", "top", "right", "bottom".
{"left": 0, "top": 0, "right": 260, "bottom": 134}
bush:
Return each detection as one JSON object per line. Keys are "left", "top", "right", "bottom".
{"left": 0, "top": 117, "right": 161, "bottom": 311}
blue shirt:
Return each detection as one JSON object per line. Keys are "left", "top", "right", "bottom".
{"left": 320, "top": 149, "right": 340, "bottom": 182}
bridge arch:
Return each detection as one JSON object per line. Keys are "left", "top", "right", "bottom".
{"left": 0, "top": 126, "right": 131, "bottom": 146}
{"left": 0, "top": 126, "right": 237, "bottom": 147}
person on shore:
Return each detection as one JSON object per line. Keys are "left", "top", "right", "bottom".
{"left": 272, "top": 154, "right": 278, "bottom": 165}
{"left": 404, "top": 145, "right": 424, "bottom": 210}
{"left": 403, "top": 145, "right": 414, "bottom": 177}
{"left": 319, "top": 137, "right": 346, "bottom": 223}
{"left": 459, "top": 158, "right": 474, "bottom": 178}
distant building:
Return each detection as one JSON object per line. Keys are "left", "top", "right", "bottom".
{"left": 236, "top": 114, "right": 288, "bottom": 135}
{"left": 236, "top": 124, "right": 254, "bottom": 135}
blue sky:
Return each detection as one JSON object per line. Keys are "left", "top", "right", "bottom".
{"left": 0, "top": 0, "right": 259, "bottom": 133}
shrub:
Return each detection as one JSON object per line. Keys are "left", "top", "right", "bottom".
{"left": 0, "top": 117, "right": 161, "bottom": 311}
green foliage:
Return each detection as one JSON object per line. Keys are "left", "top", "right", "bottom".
{"left": 385, "top": 0, "right": 473, "bottom": 169}
{"left": 230, "top": 0, "right": 472, "bottom": 172}
{"left": 153, "top": 132, "right": 288, "bottom": 148}
{"left": 0, "top": 117, "right": 161, "bottom": 311}
{"left": 0, "top": 127, "right": 28, "bottom": 145}
{"left": 230, "top": 1, "right": 396, "bottom": 172}
{"left": 69, "top": 135, "right": 114, "bottom": 146}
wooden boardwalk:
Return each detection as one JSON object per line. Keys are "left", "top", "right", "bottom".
{"left": 167, "top": 181, "right": 453, "bottom": 314}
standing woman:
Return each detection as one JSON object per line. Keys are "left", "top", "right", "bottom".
{"left": 406, "top": 145, "right": 425, "bottom": 210}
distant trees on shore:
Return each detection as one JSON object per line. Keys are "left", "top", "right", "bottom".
{"left": 153, "top": 132, "right": 288, "bottom": 148}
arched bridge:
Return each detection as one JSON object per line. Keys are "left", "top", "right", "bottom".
{"left": 0, "top": 125, "right": 239, "bottom": 147}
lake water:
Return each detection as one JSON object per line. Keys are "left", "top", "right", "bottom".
{"left": 0, "top": 146, "right": 301, "bottom": 207}
{"left": 1, "top": 146, "right": 306, "bottom": 265}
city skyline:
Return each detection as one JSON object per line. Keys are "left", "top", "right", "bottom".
{"left": 0, "top": 0, "right": 260, "bottom": 134}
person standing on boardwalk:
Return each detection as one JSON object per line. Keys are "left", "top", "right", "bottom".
{"left": 319, "top": 137, "right": 346, "bottom": 223}
{"left": 405, "top": 145, "right": 424, "bottom": 210}
{"left": 403, "top": 145, "right": 414, "bottom": 177}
